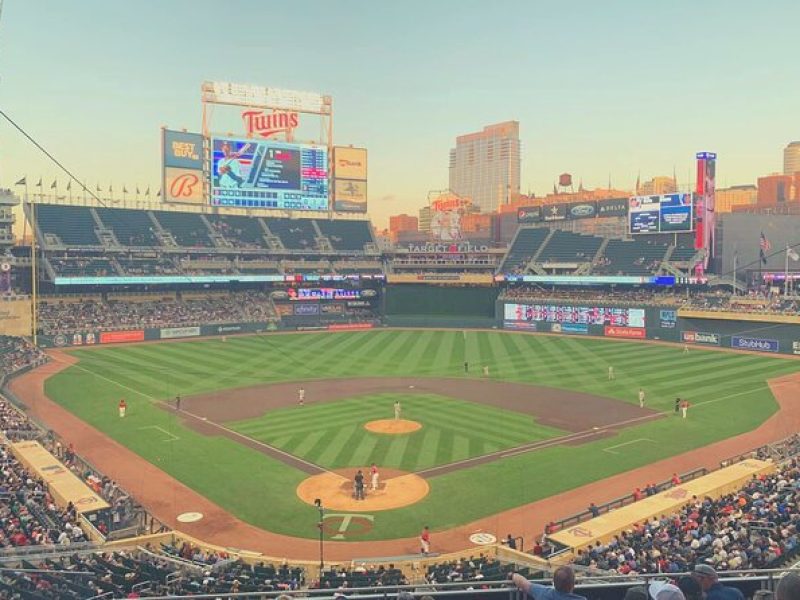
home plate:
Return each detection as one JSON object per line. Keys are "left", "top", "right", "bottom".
{"left": 593, "top": 427, "right": 599, "bottom": 430}
{"left": 177, "top": 512, "right": 204, "bottom": 523}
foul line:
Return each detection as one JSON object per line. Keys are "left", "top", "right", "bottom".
{"left": 602, "top": 438, "right": 655, "bottom": 455}
{"left": 138, "top": 425, "right": 180, "bottom": 442}
{"left": 64, "top": 361, "right": 328, "bottom": 474}
{"left": 416, "top": 412, "right": 663, "bottom": 477}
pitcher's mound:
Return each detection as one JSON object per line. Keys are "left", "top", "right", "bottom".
{"left": 297, "top": 468, "right": 429, "bottom": 512}
{"left": 364, "top": 419, "right": 422, "bottom": 434}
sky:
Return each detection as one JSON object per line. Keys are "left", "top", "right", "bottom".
{"left": 1, "top": 0, "right": 798, "bottom": 228}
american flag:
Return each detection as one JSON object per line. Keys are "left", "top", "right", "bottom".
{"left": 760, "top": 232, "right": 771, "bottom": 252}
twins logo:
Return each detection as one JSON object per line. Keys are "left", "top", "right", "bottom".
{"left": 170, "top": 173, "right": 199, "bottom": 198}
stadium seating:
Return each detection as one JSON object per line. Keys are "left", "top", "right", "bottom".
{"left": 571, "top": 458, "right": 800, "bottom": 573}
{"left": 538, "top": 231, "right": 604, "bottom": 263}
{"left": 315, "top": 219, "right": 374, "bottom": 251}
{"left": 152, "top": 211, "right": 214, "bottom": 248}
{"left": 499, "top": 227, "right": 550, "bottom": 272}
{"left": 35, "top": 205, "right": 99, "bottom": 246}
{"left": 94, "top": 207, "right": 161, "bottom": 247}
{"left": 0, "top": 549, "right": 305, "bottom": 598}
{"left": 36, "top": 292, "right": 279, "bottom": 334}
{"left": 117, "top": 256, "right": 180, "bottom": 275}
{"left": 206, "top": 214, "right": 269, "bottom": 248}
{"left": 425, "top": 555, "right": 517, "bottom": 583}
{"left": 47, "top": 256, "right": 117, "bottom": 277}
{"left": 0, "top": 336, "right": 47, "bottom": 378}
{"left": 266, "top": 218, "right": 319, "bottom": 250}
{"left": 596, "top": 238, "right": 669, "bottom": 275}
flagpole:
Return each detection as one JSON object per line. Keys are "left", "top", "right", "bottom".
{"left": 785, "top": 244, "right": 790, "bottom": 297}
{"left": 733, "top": 252, "right": 737, "bottom": 296}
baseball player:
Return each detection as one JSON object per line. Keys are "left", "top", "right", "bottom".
{"left": 298, "top": 387, "right": 305, "bottom": 406}
{"left": 638, "top": 388, "right": 645, "bottom": 408}
{"left": 680, "top": 399, "right": 690, "bottom": 419}
{"left": 370, "top": 463, "right": 379, "bottom": 491}
{"left": 118, "top": 398, "right": 127, "bottom": 418}
{"left": 394, "top": 400, "right": 401, "bottom": 420}
{"left": 608, "top": 366, "right": 615, "bottom": 381}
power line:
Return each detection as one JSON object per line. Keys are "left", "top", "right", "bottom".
{"left": 0, "top": 108, "right": 107, "bottom": 207}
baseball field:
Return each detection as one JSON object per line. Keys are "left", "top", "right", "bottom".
{"left": 41, "top": 329, "right": 799, "bottom": 541}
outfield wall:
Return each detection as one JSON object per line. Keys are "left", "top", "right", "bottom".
{"left": 496, "top": 299, "right": 800, "bottom": 356}
{"left": 384, "top": 284, "right": 498, "bottom": 328}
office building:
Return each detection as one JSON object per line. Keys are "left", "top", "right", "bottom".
{"left": 448, "top": 121, "right": 521, "bottom": 213}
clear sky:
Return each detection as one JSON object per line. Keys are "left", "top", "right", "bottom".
{"left": 1, "top": 0, "right": 798, "bottom": 228}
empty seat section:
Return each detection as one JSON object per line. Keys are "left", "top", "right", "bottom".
{"left": 500, "top": 227, "right": 550, "bottom": 271}
{"left": 206, "top": 214, "right": 268, "bottom": 248}
{"left": 266, "top": 218, "right": 317, "bottom": 249}
{"left": 599, "top": 239, "right": 668, "bottom": 275}
{"left": 36, "top": 204, "right": 99, "bottom": 246}
{"left": 538, "top": 231, "right": 603, "bottom": 262}
{"left": 153, "top": 212, "right": 213, "bottom": 247}
{"left": 315, "top": 219, "right": 373, "bottom": 251}
{"left": 95, "top": 207, "right": 160, "bottom": 247}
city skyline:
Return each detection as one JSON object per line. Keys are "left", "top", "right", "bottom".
{"left": 0, "top": 1, "right": 798, "bottom": 228}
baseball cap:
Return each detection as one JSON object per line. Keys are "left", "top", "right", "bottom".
{"left": 649, "top": 581, "right": 686, "bottom": 600}
{"left": 693, "top": 564, "right": 717, "bottom": 578}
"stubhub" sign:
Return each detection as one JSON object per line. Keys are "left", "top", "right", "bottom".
{"left": 731, "top": 336, "right": 779, "bottom": 353}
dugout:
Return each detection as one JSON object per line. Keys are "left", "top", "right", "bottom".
{"left": 546, "top": 459, "right": 774, "bottom": 559}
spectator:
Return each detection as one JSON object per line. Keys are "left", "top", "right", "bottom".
{"left": 512, "top": 566, "right": 586, "bottom": 600}
{"left": 692, "top": 565, "right": 744, "bottom": 600}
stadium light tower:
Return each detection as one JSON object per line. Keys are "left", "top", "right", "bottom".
{"left": 314, "top": 498, "right": 325, "bottom": 572}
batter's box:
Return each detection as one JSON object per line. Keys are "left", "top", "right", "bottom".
{"left": 138, "top": 425, "right": 180, "bottom": 442}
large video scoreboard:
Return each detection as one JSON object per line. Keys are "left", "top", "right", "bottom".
{"left": 211, "top": 137, "right": 329, "bottom": 211}
{"left": 629, "top": 193, "right": 694, "bottom": 234}
{"left": 504, "top": 303, "right": 646, "bottom": 327}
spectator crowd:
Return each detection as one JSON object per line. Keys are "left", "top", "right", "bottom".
{"left": 572, "top": 459, "right": 800, "bottom": 574}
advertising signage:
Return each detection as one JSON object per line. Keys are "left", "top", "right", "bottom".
{"left": 597, "top": 198, "right": 628, "bottom": 217}
{"left": 517, "top": 206, "right": 542, "bottom": 223}
{"left": 629, "top": 193, "right": 694, "bottom": 234}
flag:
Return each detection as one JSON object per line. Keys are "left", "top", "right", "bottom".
{"left": 14, "top": 177, "right": 26, "bottom": 186}
{"left": 157, "top": 189, "right": 162, "bottom": 197}
{"left": 788, "top": 248, "right": 799, "bottom": 262}
{"left": 109, "top": 184, "right": 113, "bottom": 192}
{"left": 50, "top": 180, "right": 57, "bottom": 189}
{"left": 136, "top": 186, "right": 140, "bottom": 195}
{"left": 145, "top": 186, "right": 150, "bottom": 197}
{"left": 760, "top": 232, "right": 771, "bottom": 265}
{"left": 552, "top": 183, "right": 557, "bottom": 195}
{"left": 96, "top": 184, "right": 102, "bottom": 192}
{"left": 35, "top": 178, "right": 42, "bottom": 188}
{"left": 635, "top": 172, "right": 641, "bottom": 194}
{"left": 123, "top": 186, "right": 128, "bottom": 194}
{"left": 66, "top": 181, "right": 71, "bottom": 191}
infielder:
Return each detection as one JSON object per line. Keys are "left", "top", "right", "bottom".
{"left": 298, "top": 387, "right": 305, "bottom": 406}
{"left": 394, "top": 400, "right": 401, "bottom": 420}
{"left": 118, "top": 398, "right": 127, "bottom": 418}
{"left": 608, "top": 366, "right": 615, "bottom": 381}
{"left": 638, "top": 388, "right": 645, "bottom": 408}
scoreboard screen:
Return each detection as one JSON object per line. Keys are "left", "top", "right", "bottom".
{"left": 504, "top": 303, "right": 646, "bottom": 328}
{"left": 629, "top": 193, "right": 693, "bottom": 234}
{"left": 211, "top": 137, "right": 329, "bottom": 211}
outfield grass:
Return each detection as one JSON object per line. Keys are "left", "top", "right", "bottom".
{"left": 229, "top": 392, "right": 564, "bottom": 470}
{"left": 44, "top": 330, "right": 800, "bottom": 540}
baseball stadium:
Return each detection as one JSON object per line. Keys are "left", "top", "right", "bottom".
{"left": 2, "top": 13, "right": 800, "bottom": 600}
